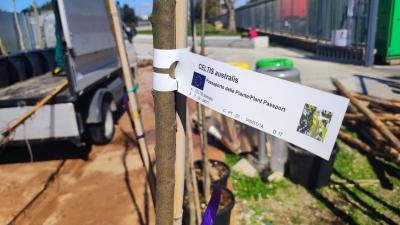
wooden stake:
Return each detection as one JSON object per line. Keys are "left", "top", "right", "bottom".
{"left": 332, "top": 78, "right": 400, "bottom": 152}
{"left": 0, "top": 38, "right": 7, "bottom": 56}
{"left": 198, "top": 0, "right": 212, "bottom": 203}
{"left": 198, "top": 103, "right": 211, "bottom": 201}
{"left": 200, "top": 0, "right": 206, "bottom": 55}
{"left": 191, "top": 150, "right": 202, "bottom": 225}
{"left": 345, "top": 113, "right": 400, "bottom": 121}
{"left": 1, "top": 79, "right": 68, "bottom": 141}
{"left": 338, "top": 132, "right": 378, "bottom": 156}
{"left": 185, "top": 108, "right": 201, "bottom": 225}
{"left": 173, "top": 1, "right": 188, "bottom": 224}
{"left": 105, "top": 0, "right": 156, "bottom": 206}
{"left": 353, "top": 93, "right": 400, "bottom": 110}
{"left": 189, "top": 6, "right": 202, "bottom": 221}
{"left": 339, "top": 131, "right": 400, "bottom": 163}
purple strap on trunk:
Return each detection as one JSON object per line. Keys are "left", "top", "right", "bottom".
{"left": 201, "top": 187, "right": 222, "bottom": 225}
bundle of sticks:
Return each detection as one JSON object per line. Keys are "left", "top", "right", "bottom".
{"left": 332, "top": 78, "right": 400, "bottom": 164}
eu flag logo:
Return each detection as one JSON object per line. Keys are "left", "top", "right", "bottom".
{"left": 191, "top": 72, "right": 206, "bottom": 90}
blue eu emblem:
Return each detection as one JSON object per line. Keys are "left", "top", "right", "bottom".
{"left": 191, "top": 72, "right": 206, "bottom": 90}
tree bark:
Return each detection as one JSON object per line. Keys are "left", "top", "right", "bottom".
{"left": 152, "top": 1, "right": 177, "bottom": 224}
{"left": 224, "top": 0, "right": 236, "bottom": 32}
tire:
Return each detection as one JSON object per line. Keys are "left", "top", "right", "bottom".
{"left": 87, "top": 101, "right": 115, "bottom": 145}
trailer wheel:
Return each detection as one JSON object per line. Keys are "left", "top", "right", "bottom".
{"left": 87, "top": 101, "right": 115, "bottom": 145}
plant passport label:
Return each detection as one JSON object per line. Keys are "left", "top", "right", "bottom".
{"left": 174, "top": 51, "right": 349, "bottom": 160}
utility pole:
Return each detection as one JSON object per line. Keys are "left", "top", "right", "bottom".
{"left": 13, "top": 0, "right": 25, "bottom": 51}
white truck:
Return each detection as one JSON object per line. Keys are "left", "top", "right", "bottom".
{"left": 0, "top": 0, "right": 134, "bottom": 145}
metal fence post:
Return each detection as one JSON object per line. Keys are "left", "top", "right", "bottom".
{"left": 365, "top": 0, "right": 379, "bottom": 66}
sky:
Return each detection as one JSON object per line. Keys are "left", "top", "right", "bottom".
{"left": 0, "top": 0, "right": 247, "bottom": 18}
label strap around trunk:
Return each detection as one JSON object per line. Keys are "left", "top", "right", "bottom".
{"left": 153, "top": 49, "right": 349, "bottom": 160}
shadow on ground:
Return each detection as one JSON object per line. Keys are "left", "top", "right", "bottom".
{"left": 0, "top": 141, "right": 92, "bottom": 164}
{"left": 307, "top": 165, "right": 399, "bottom": 225}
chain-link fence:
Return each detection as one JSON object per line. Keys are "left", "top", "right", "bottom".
{"left": 235, "top": 0, "right": 370, "bottom": 46}
{"left": 211, "top": 0, "right": 376, "bottom": 65}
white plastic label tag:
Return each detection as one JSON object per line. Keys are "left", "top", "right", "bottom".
{"left": 175, "top": 51, "right": 349, "bottom": 160}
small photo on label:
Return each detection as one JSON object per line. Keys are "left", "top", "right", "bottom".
{"left": 296, "top": 103, "right": 332, "bottom": 142}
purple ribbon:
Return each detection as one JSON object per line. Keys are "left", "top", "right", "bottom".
{"left": 122, "top": 93, "right": 138, "bottom": 138}
{"left": 201, "top": 187, "right": 222, "bottom": 225}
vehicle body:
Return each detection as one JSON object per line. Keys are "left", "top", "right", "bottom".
{"left": 0, "top": 0, "right": 134, "bottom": 145}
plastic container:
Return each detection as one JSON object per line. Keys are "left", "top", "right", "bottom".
{"left": 40, "top": 48, "right": 55, "bottom": 72}
{"left": 286, "top": 144, "right": 337, "bottom": 189}
{"left": 213, "top": 187, "right": 235, "bottom": 225}
{"left": 194, "top": 159, "right": 230, "bottom": 188}
{"left": 25, "top": 51, "right": 45, "bottom": 77}
{"left": 0, "top": 57, "right": 10, "bottom": 88}
{"left": 255, "top": 58, "right": 301, "bottom": 172}
{"left": 227, "top": 62, "right": 251, "bottom": 70}
{"left": 256, "top": 58, "right": 300, "bottom": 83}
{"left": 183, "top": 186, "right": 235, "bottom": 225}
{"left": 7, "top": 54, "right": 28, "bottom": 83}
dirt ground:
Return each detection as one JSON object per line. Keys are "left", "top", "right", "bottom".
{"left": 0, "top": 66, "right": 227, "bottom": 225}
{"left": 2, "top": 66, "right": 398, "bottom": 225}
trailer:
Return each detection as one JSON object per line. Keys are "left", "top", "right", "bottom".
{"left": 0, "top": 0, "right": 134, "bottom": 145}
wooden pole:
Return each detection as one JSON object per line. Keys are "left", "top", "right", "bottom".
{"left": 198, "top": 0, "right": 212, "bottom": 203}
{"left": 190, "top": 0, "right": 197, "bottom": 52}
{"left": 188, "top": 7, "right": 202, "bottom": 223}
{"left": 0, "top": 38, "right": 7, "bottom": 56}
{"left": 105, "top": 0, "right": 156, "bottom": 206}
{"left": 345, "top": 113, "right": 400, "bottom": 121}
{"left": 189, "top": 124, "right": 202, "bottom": 225}
{"left": 1, "top": 79, "right": 68, "bottom": 144}
{"left": 152, "top": 0, "right": 178, "bottom": 224}
{"left": 185, "top": 110, "right": 196, "bottom": 225}
{"left": 332, "top": 78, "right": 400, "bottom": 152}
{"left": 200, "top": 0, "right": 206, "bottom": 55}
{"left": 338, "top": 131, "right": 400, "bottom": 163}
{"left": 13, "top": 0, "right": 25, "bottom": 51}
{"left": 173, "top": 1, "right": 188, "bottom": 224}
{"left": 353, "top": 93, "right": 400, "bottom": 110}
